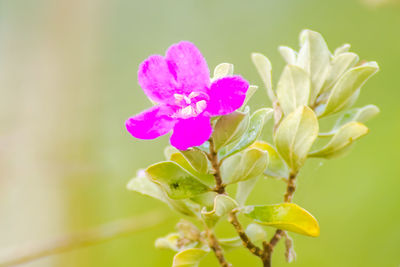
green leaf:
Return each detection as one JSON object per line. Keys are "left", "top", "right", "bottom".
{"left": 165, "top": 146, "right": 179, "bottom": 160}
{"left": 221, "top": 108, "right": 273, "bottom": 159}
{"left": 170, "top": 152, "right": 214, "bottom": 186}
{"left": 221, "top": 148, "right": 268, "bottom": 184}
{"left": 127, "top": 170, "right": 196, "bottom": 216}
{"left": 251, "top": 53, "right": 275, "bottom": 102}
{"left": 172, "top": 248, "right": 208, "bottom": 267}
{"left": 180, "top": 148, "right": 209, "bottom": 174}
{"left": 251, "top": 141, "right": 289, "bottom": 179}
{"left": 212, "top": 110, "right": 249, "bottom": 151}
{"left": 202, "top": 195, "right": 238, "bottom": 227}
{"left": 276, "top": 64, "right": 310, "bottom": 116}
{"left": 333, "top": 43, "right": 351, "bottom": 56}
{"left": 146, "top": 162, "right": 210, "bottom": 200}
{"left": 296, "top": 29, "right": 331, "bottom": 104}
{"left": 274, "top": 106, "right": 319, "bottom": 171}
{"left": 310, "top": 122, "right": 369, "bottom": 158}
{"left": 245, "top": 223, "right": 267, "bottom": 243}
{"left": 242, "top": 85, "right": 258, "bottom": 108}
{"left": 322, "top": 62, "right": 379, "bottom": 116}
{"left": 155, "top": 233, "right": 181, "bottom": 251}
{"left": 321, "top": 52, "right": 359, "bottom": 93}
{"left": 236, "top": 176, "right": 259, "bottom": 206}
{"left": 334, "top": 104, "right": 380, "bottom": 128}
{"left": 243, "top": 203, "right": 320, "bottom": 237}
{"left": 279, "top": 46, "right": 297, "bottom": 65}
{"left": 213, "top": 63, "right": 234, "bottom": 80}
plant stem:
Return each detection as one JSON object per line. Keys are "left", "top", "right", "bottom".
{"left": 208, "top": 138, "right": 225, "bottom": 194}
{"left": 0, "top": 211, "right": 168, "bottom": 267}
{"left": 228, "top": 212, "right": 264, "bottom": 258}
{"left": 262, "top": 171, "right": 298, "bottom": 266}
{"left": 205, "top": 228, "right": 232, "bottom": 267}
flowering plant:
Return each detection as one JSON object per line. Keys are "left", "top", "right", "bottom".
{"left": 126, "top": 30, "right": 379, "bottom": 267}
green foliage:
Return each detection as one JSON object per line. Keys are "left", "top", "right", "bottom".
{"left": 127, "top": 30, "right": 379, "bottom": 267}
{"left": 243, "top": 203, "right": 320, "bottom": 237}
{"left": 274, "top": 106, "right": 319, "bottom": 172}
{"left": 146, "top": 162, "right": 210, "bottom": 200}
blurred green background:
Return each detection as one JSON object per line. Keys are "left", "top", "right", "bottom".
{"left": 0, "top": 0, "right": 399, "bottom": 266}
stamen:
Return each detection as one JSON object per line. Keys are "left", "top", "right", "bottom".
{"left": 196, "top": 100, "right": 207, "bottom": 113}
{"left": 188, "top": 92, "right": 200, "bottom": 99}
{"left": 183, "top": 96, "right": 192, "bottom": 105}
{"left": 180, "top": 106, "right": 195, "bottom": 117}
{"left": 174, "top": 94, "right": 184, "bottom": 102}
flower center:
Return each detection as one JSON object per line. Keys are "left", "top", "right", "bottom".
{"left": 174, "top": 92, "right": 207, "bottom": 119}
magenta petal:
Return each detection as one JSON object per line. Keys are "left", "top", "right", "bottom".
{"left": 126, "top": 105, "right": 177, "bottom": 140}
{"left": 170, "top": 116, "right": 212, "bottom": 150}
{"left": 138, "top": 55, "right": 178, "bottom": 103}
{"left": 166, "top": 41, "right": 210, "bottom": 94}
{"left": 204, "top": 76, "right": 249, "bottom": 116}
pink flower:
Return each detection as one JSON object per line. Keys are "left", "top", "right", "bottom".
{"left": 125, "top": 41, "right": 249, "bottom": 150}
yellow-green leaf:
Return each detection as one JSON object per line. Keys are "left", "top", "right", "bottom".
{"left": 202, "top": 195, "right": 238, "bottom": 227}
{"left": 279, "top": 46, "right": 297, "bottom": 65}
{"left": 297, "top": 29, "right": 331, "bottom": 104}
{"left": 244, "top": 203, "right": 320, "bottom": 237}
{"left": 276, "top": 64, "right": 310, "bottom": 115}
{"left": 213, "top": 63, "right": 234, "bottom": 80}
{"left": 221, "top": 148, "right": 268, "bottom": 184}
{"left": 251, "top": 141, "right": 289, "bottom": 179}
{"left": 310, "top": 122, "right": 369, "bottom": 158}
{"left": 172, "top": 248, "right": 208, "bottom": 267}
{"left": 146, "top": 162, "right": 210, "bottom": 200}
{"left": 251, "top": 52, "right": 275, "bottom": 102}
{"left": 274, "top": 106, "right": 319, "bottom": 171}
{"left": 170, "top": 152, "right": 214, "bottom": 186}
{"left": 212, "top": 110, "right": 249, "bottom": 151}
{"left": 322, "top": 62, "right": 379, "bottom": 116}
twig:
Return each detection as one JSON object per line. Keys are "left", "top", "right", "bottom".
{"left": 205, "top": 228, "right": 232, "bottom": 267}
{"left": 208, "top": 138, "right": 225, "bottom": 194}
{"left": 228, "top": 212, "right": 263, "bottom": 258}
{"left": 262, "top": 171, "right": 298, "bottom": 266}
{"left": 0, "top": 211, "right": 168, "bottom": 267}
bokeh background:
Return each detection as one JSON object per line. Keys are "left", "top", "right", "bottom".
{"left": 1, "top": 0, "right": 399, "bottom": 266}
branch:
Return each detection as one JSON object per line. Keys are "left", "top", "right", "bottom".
{"left": 0, "top": 211, "right": 168, "bottom": 267}
{"left": 205, "top": 228, "right": 232, "bottom": 267}
{"left": 228, "top": 212, "right": 263, "bottom": 258}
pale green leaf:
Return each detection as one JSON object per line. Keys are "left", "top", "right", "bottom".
{"left": 213, "top": 109, "right": 249, "bottom": 151}
{"left": 251, "top": 53, "right": 275, "bottom": 101}
{"left": 236, "top": 176, "right": 259, "bottom": 206}
{"left": 310, "top": 122, "right": 369, "bottom": 158}
{"left": 213, "top": 63, "right": 234, "bottom": 80}
{"left": 297, "top": 29, "right": 331, "bottom": 104}
{"left": 202, "top": 195, "right": 238, "bottom": 227}
{"left": 274, "top": 106, "right": 319, "bottom": 171}
{"left": 155, "top": 233, "right": 181, "bottom": 251}
{"left": 146, "top": 162, "right": 210, "bottom": 199}
{"left": 242, "top": 85, "right": 258, "bottom": 108}
{"left": 172, "top": 248, "right": 208, "bottom": 267}
{"left": 279, "top": 46, "right": 297, "bottom": 65}
{"left": 221, "top": 148, "right": 268, "bottom": 184}
{"left": 322, "top": 52, "right": 359, "bottom": 93}
{"left": 276, "top": 64, "right": 310, "bottom": 115}
{"left": 127, "top": 170, "right": 196, "bottom": 216}
{"left": 180, "top": 148, "right": 209, "bottom": 174}
{"left": 245, "top": 223, "right": 267, "bottom": 243}
{"left": 165, "top": 146, "right": 179, "bottom": 160}
{"left": 221, "top": 108, "right": 273, "bottom": 159}
{"left": 334, "top": 104, "right": 380, "bottom": 129}
{"left": 322, "top": 62, "right": 379, "bottom": 116}
{"left": 333, "top": 43, "right": 351, "bottom": 56}
{"left": 251, "top": 141, "right": 289, "bottom": 179}
{"left": 244, "top": 203, "right": 320, "bottom": 237}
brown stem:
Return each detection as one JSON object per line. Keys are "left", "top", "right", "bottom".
{"left": 228, "top": 212, "right": 264, "bottom": 258}
{"left": 208, "top": 138, "right": 225, "bottom": 194}
{"left": 205, "top": 228, "right": 232, "bottom": 267}
{"left": 262, "top": 171, "right": 298, "bottom": 266}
